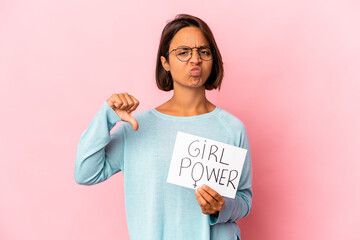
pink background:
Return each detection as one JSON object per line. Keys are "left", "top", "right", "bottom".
{"left": 1, "top": 0, "right": 359, "bottom": 239}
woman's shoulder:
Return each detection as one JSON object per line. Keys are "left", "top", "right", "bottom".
{"left": 216, "top": 107, "right": 247, "bottom": 130}
{"left": 132, "top": 108, "right": 154, "bottom": 119}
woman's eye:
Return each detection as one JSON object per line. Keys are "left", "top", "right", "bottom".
{"left": 200, "top": 48, "right": 211, "bottom": 55}
{"left": 178, "top": 50, "right": 190, "bottom": 55}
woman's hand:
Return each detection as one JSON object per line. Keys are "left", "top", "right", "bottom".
{"left": 195, "top": 184, "right": 225, "bottom": 216}
{"left": 106, "top": 93, "right": 140, "bottom": 131}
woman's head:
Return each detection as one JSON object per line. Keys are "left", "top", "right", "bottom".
{"left": 156, "top": 14, "right": 224, "bottom": 91}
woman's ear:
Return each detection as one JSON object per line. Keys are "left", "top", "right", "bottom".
{"left": 160, "top": 56, "right": 170, "bottom": 72}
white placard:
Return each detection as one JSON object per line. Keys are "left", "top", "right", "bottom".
{"left": 167, "top": 131, "right": 247, "bottom": 199}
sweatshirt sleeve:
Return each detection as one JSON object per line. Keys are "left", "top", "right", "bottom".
{"left": 209, "top": 125, "right": 253, "bottom": 225}
{"left": 74, "top": 100, "right": 126, "bottom": 185}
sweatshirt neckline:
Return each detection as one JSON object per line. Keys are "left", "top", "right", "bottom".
{"left": 151, "top": 106, "right": 220, "bottom": 121}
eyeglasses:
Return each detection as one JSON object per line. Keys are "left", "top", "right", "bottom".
{"left": 167, "top": 45, "right": 214, "bottom": 62}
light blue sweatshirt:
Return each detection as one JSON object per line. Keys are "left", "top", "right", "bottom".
{"left": 75, "top": 101, "right": 252, "bottom": 240}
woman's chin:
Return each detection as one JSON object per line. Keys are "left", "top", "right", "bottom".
{"left": 189, "top": 76, "right": 204, "bottom": 87}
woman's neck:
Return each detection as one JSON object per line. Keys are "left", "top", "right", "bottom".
{"left": 156, "top": 85, "right": 216, "bottom": 116}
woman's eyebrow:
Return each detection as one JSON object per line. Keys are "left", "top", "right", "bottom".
{"left": 177, "top": 44, "right": 211, "bottom": 48}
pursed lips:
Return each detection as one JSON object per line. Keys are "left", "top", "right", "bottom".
{"left": 190, "top": 67, "right": 201, "bottom": 76}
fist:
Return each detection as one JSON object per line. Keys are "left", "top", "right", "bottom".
{"left": 106, "top": 93, "right": 140, "bottom": 131}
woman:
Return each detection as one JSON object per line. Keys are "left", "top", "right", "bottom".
{"left": 75, "top": 14, "right": 252, "bottom": 240}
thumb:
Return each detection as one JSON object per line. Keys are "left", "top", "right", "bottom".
{"left": 127, "top": 114, "right": 139, "bottom": 131}
{"left": 117, "top": 110, "right": 139, "bottom": 131}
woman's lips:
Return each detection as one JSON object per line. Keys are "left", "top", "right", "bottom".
{"left": 190, "top": 67, "right": 201, "bottom": 76}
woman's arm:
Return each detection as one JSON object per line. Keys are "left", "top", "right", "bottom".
{"left": 74, "top": 93, "right": 140, "bottom": 185}
{"left": 74, "top": 100, "right": 125, "bottom": 185}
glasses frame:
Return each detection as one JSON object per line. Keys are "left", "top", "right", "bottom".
{"left": 167, "top": 45, "right": 214, "bottom": 62}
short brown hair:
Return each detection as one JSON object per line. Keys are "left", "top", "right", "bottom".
{"left": 156, "top": 14, "right": 224, "bottom": 91}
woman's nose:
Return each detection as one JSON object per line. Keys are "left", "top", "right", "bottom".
{"left": 189, "top": 49, "right": 202, "bottom": 64}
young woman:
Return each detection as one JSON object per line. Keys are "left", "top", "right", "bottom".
{"left": 75, "top": 14, "right": 252, "bottom": 240}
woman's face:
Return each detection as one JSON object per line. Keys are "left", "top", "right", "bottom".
{"left": 161, "top": 26, "right": 213, "bottom": 89}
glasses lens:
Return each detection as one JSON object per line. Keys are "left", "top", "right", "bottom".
{"left": 199, "top": 47, "right": 213, "bottom": 61}
{"left": 175, "top": 47, "right": 192, "bottom": 61}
